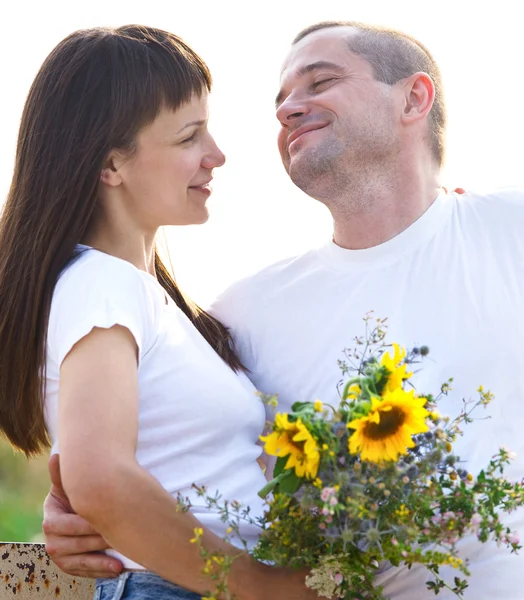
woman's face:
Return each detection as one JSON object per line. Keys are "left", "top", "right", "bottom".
{"left": 115, "top": 92, "right": 225, "bottom": 229}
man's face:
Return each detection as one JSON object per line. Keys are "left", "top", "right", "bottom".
{"left": 276, "top": 27, "right": 401, "bottom": 199}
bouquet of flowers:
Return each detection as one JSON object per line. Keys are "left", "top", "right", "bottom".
{"left": 186, "top": 315, "right": 524, "bottom": 600}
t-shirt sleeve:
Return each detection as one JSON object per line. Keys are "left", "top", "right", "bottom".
{"left": 48, "top": 254, "right": 157, "bottom": 368}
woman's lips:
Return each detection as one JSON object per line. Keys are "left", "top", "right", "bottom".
{"left": 189, "top": 181, "right": 212, "bottom": 197}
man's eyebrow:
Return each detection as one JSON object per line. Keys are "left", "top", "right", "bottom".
{"left": 175, "top": 119, "right": 206, "bottom": 134}
{"left": 275, "top": 61, "right": 345, "bottom": 107}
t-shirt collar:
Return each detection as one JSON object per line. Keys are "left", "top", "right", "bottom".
{"left": 317, "top": 189, "right": 453, "bottom": 270}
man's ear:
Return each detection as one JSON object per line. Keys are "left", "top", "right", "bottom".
{"left": 400, "top": 72, "right": 435, "bottom": 125}
{"left": 100, "top": 151, "right": 126, "bottom": 187}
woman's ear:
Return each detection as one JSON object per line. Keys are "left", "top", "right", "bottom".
{"left": 400, "top": 72, "right": 435, "bottom": 125}
{"left": 100, "top": 151, "right": 125, "bottom": 187}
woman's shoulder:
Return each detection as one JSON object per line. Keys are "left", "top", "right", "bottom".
{"left": 52, "top": 248, "right": 164, "bottom": 322}
{"left": 57, "top": 248, "right": 162, "bottom": 301}
{"left": 48, "top": 248, "right": 161, "bottom": 364}
{"left": 59, "top": 247, "right": 147, "bottom": 285}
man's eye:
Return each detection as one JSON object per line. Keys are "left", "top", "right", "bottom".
{"left": 181, "top": 133, "right": 197, "bottom": 143}
{"left": 313, "top": 78, "right": 335, "bottom": 90}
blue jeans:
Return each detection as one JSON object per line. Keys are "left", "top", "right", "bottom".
{"left": 95, "top": 571, "right": 202, "bottom": 600}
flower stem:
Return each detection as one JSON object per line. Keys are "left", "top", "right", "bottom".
{"left": 258, "top": 472, "right": 287, "bottom": 499}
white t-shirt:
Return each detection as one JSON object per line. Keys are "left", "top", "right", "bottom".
{"left": 44, "top": 248, "right": 267, "bottom": 569}
{"left": 210, "top": 188, "right": 524, "bottom": 599}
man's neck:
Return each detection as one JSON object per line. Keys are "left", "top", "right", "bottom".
{"left": 331, "top": 167, "right": 442, "bottom": 250}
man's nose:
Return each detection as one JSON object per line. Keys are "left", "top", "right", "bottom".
{"left": 276, "top": 94, "right": 311, "bottom": 126}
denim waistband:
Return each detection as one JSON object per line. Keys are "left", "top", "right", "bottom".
{"left": 95, "top": 571, "right": 202, "bottom": 600}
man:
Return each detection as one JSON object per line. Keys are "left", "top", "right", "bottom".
{"left": 43, "top": 21, "right": 524, "bottom": 597}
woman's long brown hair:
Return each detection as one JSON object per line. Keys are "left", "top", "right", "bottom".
{"left": 0, "top": 25, "right": 244, "bottom": 457}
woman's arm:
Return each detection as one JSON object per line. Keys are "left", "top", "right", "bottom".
{"left": 57, "top": 324, "right": 316, "bottom": 600}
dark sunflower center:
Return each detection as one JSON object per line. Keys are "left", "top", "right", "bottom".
{"left": 363, "top": 406, "right": 406, "bottom": 440}
{"left": 285, "top": 431, "right": 305, "bottom": 454}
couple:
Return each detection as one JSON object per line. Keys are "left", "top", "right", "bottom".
{"left": 1, "top": 19, "right": 523, "bottom": 600}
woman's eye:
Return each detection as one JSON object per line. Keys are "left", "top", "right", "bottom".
{"left": 181, "top": 133, "right": 197, "bottom": 143}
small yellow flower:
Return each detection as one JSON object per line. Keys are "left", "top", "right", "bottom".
{"left": 345, "top": 383, "right": 361, "bottom": 401}
{"left": 395, "top": 504, "right": 410, "bottom": 518}
{"left": 478, "top": 388, "right": 494, "bottom": 406}
{"left": 347, "top": 388, "right": 429, "bottom": 462}
{"left": 444, "top": 556, "right": 463, "bottom": 569}
{"left": 190, "top": 527, "right": 204, "bottom": 543}
{"left": 313, "top": 477, "right": 323, "bottom": 488}
{"left": 314, "top": 400, "right": 323, "bottom": 412}
{"left": 381, "top": 343, "right": 413, "bottom": 392}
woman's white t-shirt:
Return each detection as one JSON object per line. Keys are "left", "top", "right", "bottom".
{"left": 44, "top": 248, "right": 267, "bottom": 568}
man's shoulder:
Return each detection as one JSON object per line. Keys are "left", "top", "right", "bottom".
{"left": 225, "top": 249, "right": 322, "bottom": 298}
{"left": 457, "top": 185, "right": 524, "bottom": 215}
{"left": 209, "top": 248, "right": 322, "bottom": 324}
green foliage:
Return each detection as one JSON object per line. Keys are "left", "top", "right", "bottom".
{"left": 0, "top": 440, "right": 50, "bottom": 541}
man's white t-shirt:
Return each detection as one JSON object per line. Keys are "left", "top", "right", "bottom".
{"left": 44, "top": 248, "right": 267, "bottom": 569}
{"left": 210, "top": 188, "right": 524, "bottom": 598}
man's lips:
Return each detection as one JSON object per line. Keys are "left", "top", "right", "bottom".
{"left": 287, "top": 123, "right": 328, "bottom": 149}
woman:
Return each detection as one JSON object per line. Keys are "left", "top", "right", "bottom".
{"left": 0, "top": 25, "right": 315, "bottom": 600}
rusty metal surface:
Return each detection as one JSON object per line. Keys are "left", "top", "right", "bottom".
{"left": 0, "top": 543, "right": 94, "bottom": 599}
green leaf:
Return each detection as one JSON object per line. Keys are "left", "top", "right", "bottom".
{"left": 290, "top": 401, "right": 314, "bottom": 413}
{"left": 273, "top": 455, "right": 289, "bottom": 478}
{"left": 278, "top": 471, "right": 302, "bottom": 494}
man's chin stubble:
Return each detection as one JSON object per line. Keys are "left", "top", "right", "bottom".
{"left": 288, "top": 150, "right": 346, "bottom": 202}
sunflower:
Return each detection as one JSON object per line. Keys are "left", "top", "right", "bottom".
{"left": 347, "top": 388, "right": 429, "bottom": 462}
{"left": 380, "top": 343, "right": 413, "bottom": 392}
{"left": 261, "top": 413, "right": 320, "bottom": 479}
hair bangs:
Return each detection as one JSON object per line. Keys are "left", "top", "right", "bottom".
{"left": 107, "top": 26, "right": 212, "bottom": 141}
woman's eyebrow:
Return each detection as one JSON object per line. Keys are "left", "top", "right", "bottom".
{"left": 176, "top": 119, "right": 206, "bottom": 134}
